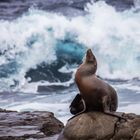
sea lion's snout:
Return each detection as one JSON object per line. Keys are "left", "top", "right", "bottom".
{"left": 86, "top": 49, "right": 96, "bottom": 62}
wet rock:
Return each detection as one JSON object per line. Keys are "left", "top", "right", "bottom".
{"left": 133, "top": 129, "right": 140, "bottom": 140}
{"left": 113, "top": 114, "right": 140, "bottom": 140}
{"left": 0, "top": 109, "right": 64, "bottom": 140}
{"left": 41, "top": 117, "right": 64, "bottom": 136}
{"left": 58, "top": 112, "right": 118, "bottom": 140}
{"left": 37, "top": 84, "right": 75, "bottom": 92}
{"left": 58, "top": 112, "right": 140, "bottom": 140}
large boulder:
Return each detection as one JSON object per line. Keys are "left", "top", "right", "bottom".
{"left": 58, "top": 112, "right": 140, "bottom": 140}
{"left": 0, "top": 109, "right": 64, "bottom": 140}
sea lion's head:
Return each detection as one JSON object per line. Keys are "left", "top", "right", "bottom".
{"left": 83, "top": 48, "right": 97, "bottom": 74}
{"left": 86, "top": 49, "right": 97, "bottom": 63}
{"left": 76, "top": 49, "right": 97, "bottom": 78}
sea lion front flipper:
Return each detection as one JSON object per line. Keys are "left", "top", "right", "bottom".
{"left": 69, "top": 94, "right": 86, "bottom": 121}
{"left": 68, "top": 99, "right": 86, "bottom": 121}
{"left": 69, "top": 93, "right": 86, "bottom": 115}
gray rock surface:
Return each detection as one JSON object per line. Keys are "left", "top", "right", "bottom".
{"left": 58, "top": 112, "right": 140, "bottom": 140}
{"left": 0, "top": 109, "right": 64, "bottom": 140}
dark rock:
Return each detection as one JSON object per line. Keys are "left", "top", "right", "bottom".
{"left": 38, "top": 85, "right": 70, "bottom": 92}
{"left": 40, "top": 117, "right": 64, "bottom": 136}
{"left": 58, "top": 112, "right": 140, "bottom": 140}
{"left": 37, "top": 84, "right": 75, "bottom": 92}
{"left": 58, "top": 112, "right": 118, "bottom": 140}
{"left": 0, "top": 109, "right": 64, "bottom": 140}
{"left": 0, "top": 108, "right": 17, "bottom": 112}
{"left": 133, "top": 129, "right": 140, "bottom": 140}
{"left": 113, "top": 114, "right": 140, "bottom": 140}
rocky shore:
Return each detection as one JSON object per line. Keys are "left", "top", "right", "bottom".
{"left": 0, "top": 108, "right": 140, "bottom": 140}
{"left": 0, "top": 108, "right": 64, "bottom": 140}
{"left": 58, "top": 112, "right": 140, "bottom": 140}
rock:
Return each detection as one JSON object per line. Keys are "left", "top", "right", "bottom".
{"left": 37, "top": 84, "right": 75, "bottom": 93}
{"left": 0, "top": 109, "right": 64, "bottom": 140}
{"left": 40, "top": 117, "right": 64, "bottom": 136}
{"left": 0, "top": 108, "right": 16, "bottom": 112}
{"left": 58, "top": 112, "right": 118, "bottom": 140}
{"left": 37, "top": 85, "right": 70, "bottom": 92}
{"left": 58, "top": 112, "right": 140, "bottom": 140}
{"left": 113, "top": 114, "right": 140, "bottom": 140}
{"left": 133, "top": 129, "right": 140, "bottom": 140}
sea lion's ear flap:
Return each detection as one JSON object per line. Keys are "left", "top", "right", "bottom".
{"left": 86, "top": 49, "right": 97, "bottom": 64}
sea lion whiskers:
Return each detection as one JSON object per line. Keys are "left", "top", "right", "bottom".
{"left": 85, "top": 48, "right": 97, "bottom": 74}
{"left": 78, "top": 49, "right": 97, "bottom": 77}
{"left": 86, "top": 49, "right": 96, "bottom": 63}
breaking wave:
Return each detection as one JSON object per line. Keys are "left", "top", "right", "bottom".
{"left": 0, "top": 1, "right": 140, "bottom": 92}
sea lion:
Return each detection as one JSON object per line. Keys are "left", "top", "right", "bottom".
{"left": 70, "top": 49, "right": 125, "bottom": 120}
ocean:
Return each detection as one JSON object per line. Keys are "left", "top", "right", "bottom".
{"left": 0, "top": 0, "right": 140, "bottom": 124}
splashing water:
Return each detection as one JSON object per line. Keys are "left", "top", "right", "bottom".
{"left": 0, "top": 1, "right": 140, "bottom": 92}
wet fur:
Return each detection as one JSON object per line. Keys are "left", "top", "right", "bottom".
{"left": 69, "top": 49, "right": 126, "bottom": 121}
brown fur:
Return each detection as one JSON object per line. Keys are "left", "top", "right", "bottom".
{"left": 75, "top": 49, "right": 118, "bottom": 112}
{"left": 69, "top": 49, "right": 129, "bottom": 121}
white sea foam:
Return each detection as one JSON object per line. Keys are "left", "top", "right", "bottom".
{"left": 4, "top": 98, "right": 72, "bottom": 124}
{"left": 0, "top": 1, "right": 139, "bottom": 91}
{"left": 119, "top": 103, "right": 140, "bottom": 114}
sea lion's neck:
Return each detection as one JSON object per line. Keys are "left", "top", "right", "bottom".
{"left": 78, "top": 62, "right": 96, "bottom": 75}
{"left": 75, "top": 62, "right": 96, "bottom": 84}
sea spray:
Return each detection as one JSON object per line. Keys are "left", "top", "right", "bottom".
{"left": 0, "top": 1, "right": 139, "bottom": 92}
